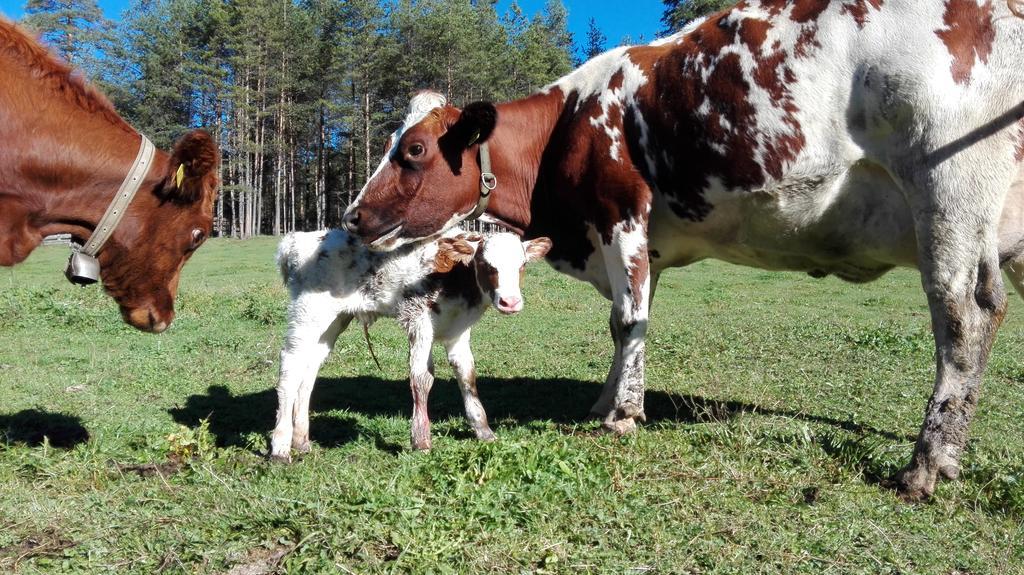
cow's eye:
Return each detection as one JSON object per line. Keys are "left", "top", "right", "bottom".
{"left": 190, "top": 229, "right": 206, "bottom": 250}
{"left": 408, "top": 143, "right": 425, "bottom": 158}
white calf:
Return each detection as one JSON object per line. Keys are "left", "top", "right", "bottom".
{"left": 269, "top": 229, "right": 552, "bottom": 461}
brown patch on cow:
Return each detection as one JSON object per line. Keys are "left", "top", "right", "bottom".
{"left": 790, "top": 0, "right": 833, "bottom": 22}
{"left": 841, "top": 0, "right": 883, "bottom": 28}
{"left": 616, "top": 8, "right": 806, "bottom": 224}
{"left": 935, "top": 0, "right": 995, "bottom": 86}
{"left": 629, "top": 248, "right": 650, "bottom": 312}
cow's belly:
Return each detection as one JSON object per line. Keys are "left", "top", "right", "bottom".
{"left": 650, "top": 159, "right": 920, "bottom": 282}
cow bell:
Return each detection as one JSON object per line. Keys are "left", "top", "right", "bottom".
{"left": 65, "top": 251, "right": 100, "bottom": 286}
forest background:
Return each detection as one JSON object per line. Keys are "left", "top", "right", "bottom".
{"left": 5, "top": 0, "right": 731, "bottom": 237}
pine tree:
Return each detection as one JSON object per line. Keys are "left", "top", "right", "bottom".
{"left": 661, "top": 0, "right": 734, "bottom": 33}
{"left": 582, "top": 16, "right": 606, "bottom": 63}
{"left": 22, "top": 0, "right": 112, "bottom": 78}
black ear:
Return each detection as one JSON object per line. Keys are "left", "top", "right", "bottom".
{"left": 448, "top": 101, "right": 498, "bottom": 148}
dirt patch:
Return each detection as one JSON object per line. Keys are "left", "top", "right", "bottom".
{"left": 111, "top": 454, "right": 186, "bottom": 478}
{"left": 222, "top": 544, "right": 292, "bottom": 575}
{"left": 0, "top": 528, "right": 76, "bottom": 571}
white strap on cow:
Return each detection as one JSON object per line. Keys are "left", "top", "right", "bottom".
{"left": 82, "top": 135, "right": 155, "bottom": 257}
{"left": 65, "top": 135, "right": 155, "bottom": 286}
{"left": 465, "top": 142, "right": 496, "bottom": 222}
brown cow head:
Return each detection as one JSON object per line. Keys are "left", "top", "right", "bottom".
{"left": 343, "top": 91, "right": 498, "bottom": 251}
{"left": 98, "top": 130, "right": 219, "bottom": 333}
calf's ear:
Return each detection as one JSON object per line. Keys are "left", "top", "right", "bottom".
{"left": 162, "top": 129, "right": 220, "bottom": 204}
{"left": 523, "top": 237, "right": 552, "bottom": 263}
{"left": 434, "top": 237, "right": 478, "bottom": 273}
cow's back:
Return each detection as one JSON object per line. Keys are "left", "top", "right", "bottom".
{"left": 534, "top": 0, "right": 1024, "bottom": 281}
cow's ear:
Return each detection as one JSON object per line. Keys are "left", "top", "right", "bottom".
{"left": 523, "top": 237, "right": 552, "bottom": 263}
{"left": 434, "top": 237, "right": 478, "bottom": 273}
{"left": 162, "top": 129, "right": 220, "bottom": 204}
{"left": 447, "top": 101, "right": 498, "bottom": 149}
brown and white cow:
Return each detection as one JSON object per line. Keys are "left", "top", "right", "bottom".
{"left": 0, "top": 19, "right": 218, "bottom": 332}
{"left": 343, "top": 0, "right": 1024, "bottom": 499}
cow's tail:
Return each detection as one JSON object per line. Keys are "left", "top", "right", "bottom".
{"left": 276, "top": 233, "right": 298, "bottom": 285}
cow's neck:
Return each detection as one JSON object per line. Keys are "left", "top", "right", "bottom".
{"left": 0, "top": 120, "right": 164, "bottom": 266}
{"left": 483, "top": 90, "right": 566, "bottom": 233}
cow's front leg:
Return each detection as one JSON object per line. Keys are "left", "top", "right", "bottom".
{"left": 445, "top": 330, "right": 496, "bottom": 442}
{"left": 592, "top": 220, "right": 651, "bottom": 435}
{"left": 408, "top": 314, "right": 436, "bottom": 451}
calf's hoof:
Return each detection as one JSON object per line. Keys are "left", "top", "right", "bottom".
{"left": 292, "top": 439, "right": 312, "bottom": 454}
{"left": 475, "top": 428, "right": 497, "bottom": 442}
{"left": 601, "top": 405, "right": 646, "bottom": 436}
{"left": 268, "top": 452, "right": 293, "bottom": 465}
{"left": 411, "top": 428, "right": 432, "bottom": 451}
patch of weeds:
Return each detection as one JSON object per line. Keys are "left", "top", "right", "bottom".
{"left": 239, "top": 290, "right": 284, "bottom": 326}
{"left": 961, "top": 460, "right": 1024, "bottom": 515}
{"left": 166, "top": 418, "right": 217, "bottom": 462}
{"left": 847, "top": 322, "right": 931, "bottom": 356}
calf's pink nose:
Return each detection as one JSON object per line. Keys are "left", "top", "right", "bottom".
{"left": 497, "top": 295, "right": 523, "bottom": 313}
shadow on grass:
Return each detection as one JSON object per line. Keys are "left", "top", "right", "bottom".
{"left": 0, "top": 409, "right": 89, "bottom": 448}
{"left": 168, "top": 376, "right": 909, "bottom": 449}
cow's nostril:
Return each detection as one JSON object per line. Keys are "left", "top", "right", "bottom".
{"left": 342, "top": 209, "right": 362, "bottom": 232}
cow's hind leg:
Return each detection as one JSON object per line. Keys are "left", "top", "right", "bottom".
{"left": 895, "top": 162, "right": 1011, "bottom": 499}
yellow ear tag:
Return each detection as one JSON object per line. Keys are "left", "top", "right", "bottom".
{"left": 175, "top": 164, "right": 185, "bottom": 188}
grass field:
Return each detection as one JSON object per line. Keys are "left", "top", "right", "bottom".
{"left": 1, "top": 237, "right": 1023, "bottom": 574}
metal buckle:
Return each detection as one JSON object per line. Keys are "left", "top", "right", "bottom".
{"left": 481, "top": 172, "right": 497, "bottom": 193}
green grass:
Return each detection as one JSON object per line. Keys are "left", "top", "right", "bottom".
{"left": 1, "top": 237, "right": 1023, "bottom": 574}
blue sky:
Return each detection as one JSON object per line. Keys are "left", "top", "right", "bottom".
{"left": 0, "top": 0, "right": 666, "bottom": 46}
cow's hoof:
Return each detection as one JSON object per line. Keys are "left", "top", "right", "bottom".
{"left": 892, "top": 466, "right": 937, "bottom": 502}
{"left": 412, "top": 441, "right": 432, "bottom": 452}
{"left": 292, "top": 440, "right": 312, "bottom": 454}
{"left": 268, "top": 453, "right": 292, "bottom": 465}
{"left": 476, "top": 428, "right": 497, "bottom": 442}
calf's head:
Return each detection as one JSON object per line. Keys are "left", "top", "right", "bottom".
{"left": 435, "top": 232, "right": 552, "bottom": 315}
{"left": 343, "top": 92, "right": 498, "bottom": 251}
{"left": 100, "top": 130, "right": 219, "bottom": 333}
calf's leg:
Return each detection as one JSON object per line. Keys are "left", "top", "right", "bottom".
{"left": 269, "top": 313, "right": 351, "bottom": 462}
{"left": 408, "top": 313, "right": 436, "bottom": 450}
{"left": 445, "top": 330, "right": 495, "bottom": 442}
